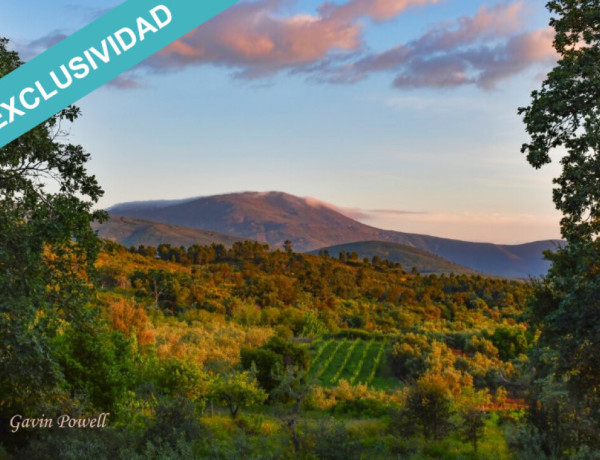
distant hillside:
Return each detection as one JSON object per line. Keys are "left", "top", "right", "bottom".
{"left": 93, "top": 216, "right": 245, "bottom": 248}
{"left": 310, "top": 241, "right": 480, "bottom": 275}
{"left": 109, "top": 191, "right": 561, "bottom": 277}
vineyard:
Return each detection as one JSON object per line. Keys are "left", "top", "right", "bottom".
{"left": 308, "top": 338, "right": 392, "bottom": 388}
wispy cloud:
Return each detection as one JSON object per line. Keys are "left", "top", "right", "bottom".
{"left": 336, "top": 206, "right": 427, "bottom": 220}
{"left": 320, "top": 0, "right": 440, "bottom": 22}
{"left": 19, "top": 4, "right": 121, "bottom": 60}
{"left": 357, "top": 210, "right": 561, "bottom": 244}
{"left": 19, "top": 31, "right": 68, "bottom": 60}
{"left": 107, "top": 74, "right": 144, "bottom": 89}
{"left": 371, "top": 208, "right": 428, "bottom": 215}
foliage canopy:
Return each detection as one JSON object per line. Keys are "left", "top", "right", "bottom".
{"left": 520, "top": 1, "right": 600, "bottom": 454}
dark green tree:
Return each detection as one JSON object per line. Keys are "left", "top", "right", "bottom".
{"left": 0, "top": 36, "right": 105, "bottom": 444}
{"left": 490, "top": 326, "right": 528, "bottom": 360}
{"left": 241, "top": 347, "right": 283, "bottom": 393}
{"left": 519, "top": 1, "right": 600, "bottom": 454}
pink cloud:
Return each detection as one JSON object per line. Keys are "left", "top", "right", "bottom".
{"left": 145, "top": 0, "right": 439, "bottom": 78}
{"left": 320, "top": 2, "right": 559, "bottom": 89}
{"left": 107, "top": 74, "right": 144, "bottom": 89}
{"left": 510, "top": 27, "right": 557, "bottom": 62}
{"left": 147, "top": 0, "right": 362, "bottom": 78}
{"left": 19, "top": 0, "right": 557, "bottom": 91}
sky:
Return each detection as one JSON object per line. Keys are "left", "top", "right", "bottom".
{"left": 1, "top": 0, "right": 564, "bottom": 244}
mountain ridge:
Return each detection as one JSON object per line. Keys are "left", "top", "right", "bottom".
{"left": 309, "top": 241, "right": 481, "bottom": 275}
{"left": 108, "top": 191, "right": 560, "bottom": 277}
{"left": 93, "top": 216, "right": 246, "bottom": 248}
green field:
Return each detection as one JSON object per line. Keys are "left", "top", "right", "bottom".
{"left": 309, "top": 338, "right": 392, "bottom": 388}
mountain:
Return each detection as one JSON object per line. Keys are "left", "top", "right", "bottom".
{"left": 93, "top": 216, "right": 245, "bottom": 248}
{"left": 109, "top": 191, "right": 368, "bottom": 252}
{"left": 109, "top": 191, "right": 561, "bottom": 277}
{"left": 310, "top": 241, "right": 480, "bottom": 275}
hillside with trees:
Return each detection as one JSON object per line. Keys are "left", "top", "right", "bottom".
{"left": 2, "top": 235, "right": 536, "bottom": 458}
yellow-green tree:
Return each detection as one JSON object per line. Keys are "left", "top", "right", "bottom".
{"left": 210, "top": 370, "right": 267, "bottom": 419}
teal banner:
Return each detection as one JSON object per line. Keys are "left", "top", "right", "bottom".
{"left": 0, "top": 0, "right": 239, "bottom": 148}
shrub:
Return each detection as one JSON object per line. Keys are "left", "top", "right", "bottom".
{"left": 306, "top": 418, "right": 363, "bottom": 460}
{"left": 241, "top": 336, "right": 309, "bottom": 393}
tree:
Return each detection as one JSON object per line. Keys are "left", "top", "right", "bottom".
{"left": 156, "top": 359, "right": 212, "bottom": 407}
{"left": 210, "top": 370, "right": 267, "bottom": 419}
{"left": 519, "top": 1, "right": 600, "bottom": 454}
{"left": 402, "top": 374, "right": 454, "bottom": 439}
{"left": 54, "top": 324, "right": 136, "bottom": 410}
{"left": 0, "top": 36, "right": 105, "bottom": 444}
{"left": 490, "top": 326, "right": 528, "bottom": 360}
{"left": 270, "top": 366, "right": 313, "bottom": 453}
{"left": 130, "top": 269, "right": 180, "bottom": 308}
{"left": 460, "top": 407, "right": 486, "bottom": 454}
{"left": 457, "top": 389, "right": 490, "bottom": 455}
{"left": 241, "top": 347, "right": 283, "bottom": 393}
{"left": 142, "top": 398, "right": 206, "bottom": 451}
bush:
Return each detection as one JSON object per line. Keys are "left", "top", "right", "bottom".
{"left": 142, "top": 397, "right": 205, "bottom": 450}
{"left": 489, "top": 326, "right": 528, "bottom": 360}
{"left": 389, "top": 333, "right": 430, "bottom": 381}
{"left": 241, "top": 336, "right": 309, "bottom": 394}
{"left": 241, "top": 348, "right": 283, "bottom": 393}
{"left": 306, "top": 418, "right": 363, "bottom": 460}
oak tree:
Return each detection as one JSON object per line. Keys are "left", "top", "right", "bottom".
{"left": 520, "top": 1, "right": 600, "bottom": 453}
{"left": 0, "top": 36, "right": 105, "bottom": 440}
